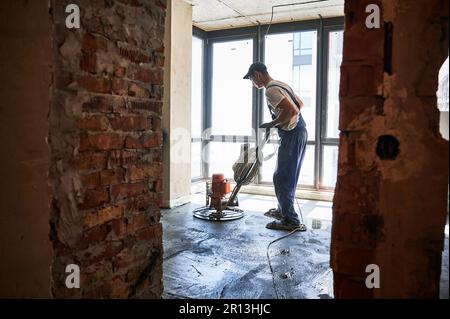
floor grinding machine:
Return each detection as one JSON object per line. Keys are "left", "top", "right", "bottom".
{"left": 193, "top": 130, "right": 272, "bottom": 221}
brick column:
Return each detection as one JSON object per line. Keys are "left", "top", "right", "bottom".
{"left": 332, "top": 0, "right": 448, "bottom": 298}
{"left": 49, "top": 0, "right": 166, "bottom": 298}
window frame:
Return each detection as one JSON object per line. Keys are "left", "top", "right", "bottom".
{"left": 191, "top": 17, "right": 344, "bottom": 191}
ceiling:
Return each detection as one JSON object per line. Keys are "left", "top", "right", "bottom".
{"left": 189, "top": 0, "right": 345, "bottom": 31}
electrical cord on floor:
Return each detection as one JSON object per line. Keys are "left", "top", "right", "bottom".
{"left": 266, "top": 198, "right": 306, "bottom": 299}
{"left": 266, "top": 226, "right": 305, "bottom": 299}
{"left": 234, "top": 129, "right": 308, "bottom": 299}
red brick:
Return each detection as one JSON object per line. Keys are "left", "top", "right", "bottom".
{"left": 113, "top": 245, "right": 148, "bottom": 270}
{"left": 340, "top": 63, "right": 382, "bottom": 97}
{"left": 82, "top": 33, "right": 108, "bottom": 53}
{"left": 79, "top": 133, "right": 124, "bottom": 151}
{"left": 151, "top": 116, "right": 161, "bottom": 131}
{"left": 82, "top": 96, "right": 126, "bottom": 114}
{"left": 79, "top": 241, "right": 124, "bottom": 268}
{"left": 108, "top": 150, "right": 139, "bottom": 167}
{"left": 111, "top": 213, "right": 149, "bottom": 238}
{"left": 84, "top": 205, "right": 124, "bottom": 229}
{"left": 77, "top": 75, "right": 111, "bottom": 94}
{"left": 81, "top": 172, "right": 101, "bottom": 190}
{"left": 82, "top": 33, "right": 97, "bottom": 53}
{"left": 125, "top": 132, "right": 162, "bottom": 149}
{"left": 333, "top": 273, "right": 373, "bottom": 299}
{"left": 132, "top": 69, "right": 164, "bottom": 85}
{"left": 128, "top": 82, "right": 150, "bottom": 98}
{"left": 129, "top": 100, "right": 162, "bottom": 114}
{"left": 128, "top": 163, "right": 163, "bottom": 181}
{"left": 80, "top": 52, "right": 97, "bottom": 73}
{"left": 111, "top": 182, "right": 148, "bottom": 201}
{"left": 76, "top": 224, "right": 109, "bottom": 249}
{"left": 118, "top": 47, "right": 150, "bottom": 64}
{"left": 154, "top": 54, "right": 164, "bottom": 68}
{"left": 136, "top": 223, "right": 162, "bottom": 241}
{"left": 109, "top": 116, "right": 148, "bottom": 131}
{"left": 100, "top": 168, "right": 125, "bottom": 186}
{"left": 69, "top": 152, "right": 107, "bottom": 170}
{"left": 154, "top": 178, "right": 163, "bottom": 192}
{"left": 332, "top": 247, "right": 374, "bottom": 277}
{"left": 78, "top": 188, "right": 109, "bottom": 210}
{"left": 76, "top": 116, "right": 109, "bottom": 131}
{"left": 125, "top": 194, "right": 160, "bottom": 213}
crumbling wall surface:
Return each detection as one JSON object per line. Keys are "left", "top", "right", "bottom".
{"left": 49, "top": 0, "right": 166, "bottom": 298}
{"left": 332, "top": 0, "right": 449, "bottom": 298}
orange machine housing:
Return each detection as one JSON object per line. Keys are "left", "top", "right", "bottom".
{"left": 210, "top": 174, "right": 230, "bottom": 208}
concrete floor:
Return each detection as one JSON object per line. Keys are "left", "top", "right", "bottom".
{"left": 162, "top": 193, "right": 449, "bottom": 299}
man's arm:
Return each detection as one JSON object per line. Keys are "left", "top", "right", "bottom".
{"left": 266, "top": 97, "right": 299, "bottom": 128}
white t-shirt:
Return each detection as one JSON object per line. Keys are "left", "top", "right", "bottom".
{"left": 265, "top": 80, "right": 299, "bottom": 131}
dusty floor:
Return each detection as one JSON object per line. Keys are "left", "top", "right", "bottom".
{"left": 162, "top": 193, "right": 449, "bottom": 299}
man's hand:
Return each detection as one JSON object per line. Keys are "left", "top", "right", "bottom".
{"left": 259, "top": 122, "right": 275, "bottom": 129}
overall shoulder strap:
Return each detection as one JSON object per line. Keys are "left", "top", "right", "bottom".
{"left": 267, "top": 84, "right": 301, "bottom": 110}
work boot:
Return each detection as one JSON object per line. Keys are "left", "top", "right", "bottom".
{"left": 264, "top": 208, "right": 283, "bottom": 220}
{"left": 265, "top": 220, "right": 306, "bottom": 232}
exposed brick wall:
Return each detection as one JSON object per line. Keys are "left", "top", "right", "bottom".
{"left": 49, "top": 0, "right": 166, "bottom": 298}
{"left": 332, "top": 0, "right": 448, "bottom": 298}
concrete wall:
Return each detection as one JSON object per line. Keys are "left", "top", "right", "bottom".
{"left": 162, "top": 0, "right": 192, "bottom": 208}
{"left": 0, "top": 1, "right": 53, "bottom": 297}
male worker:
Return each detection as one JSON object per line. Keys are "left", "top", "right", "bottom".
{"left": 243, "top": 62, "right": 308, "bottom": 231}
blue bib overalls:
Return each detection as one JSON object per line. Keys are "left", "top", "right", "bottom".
{"left": 267, "top": 85, "right": 308, "bottom": 225}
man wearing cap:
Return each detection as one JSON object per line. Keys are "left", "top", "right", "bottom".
{"left": 243, "top": 62, "right": 308, "bottom": 231}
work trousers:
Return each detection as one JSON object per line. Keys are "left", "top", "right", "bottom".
{"left": 273, "top": 123, "right": 308, "bottom": 225}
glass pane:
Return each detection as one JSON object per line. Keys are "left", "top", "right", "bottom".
{"left": 264, "top": 31, "right": 317, "bottom": 141}
{"left": 191, "top": 141, "right": 202, "bottom": 179}
{"left": 326, "top": 31, "right": 343, "bottom": 138}
{"left": 211, "top": 40, "right": 253, "bottom": 136}
{"left": 260, "top": 142, "right": 279, "bottom": 182}
{"left": 260, "top": 144, "right": 315, "bottom": 187}
{"left": 191, "top": 36, "right": 203, "bottom": 139}
{"left": 299, "top": 145, "right": 315, "bottom": 186}
{"left": 207, "top": 142, "right": 254, "bottom": 180}
{"left": 322, "top": 145, "right": 339, "bottom": 188}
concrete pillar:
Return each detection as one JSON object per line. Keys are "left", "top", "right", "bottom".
{"left": 332, "top": 0, "right": 449, "bottom": 298}
{"left": 162, "top": 0, "right": 192, "bottom": 208}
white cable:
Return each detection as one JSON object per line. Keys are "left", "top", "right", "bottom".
{"left": 266, "top": 227, "right": 305, "bottom": 299}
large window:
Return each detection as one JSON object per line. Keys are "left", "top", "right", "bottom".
{"left": 211, "top": 40, "right": 253, "bottom": 137}
{"left": 191, "top": 18, "right": 344, "bottom": 191}
{"left": 262, "top": 30, "right": 318, "bottom": 187}
{"left": 208, "top": 38, "right": 254, "bottom": 177}
{"left": 326, "top": 31, "right": 343, "bottom": 139}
